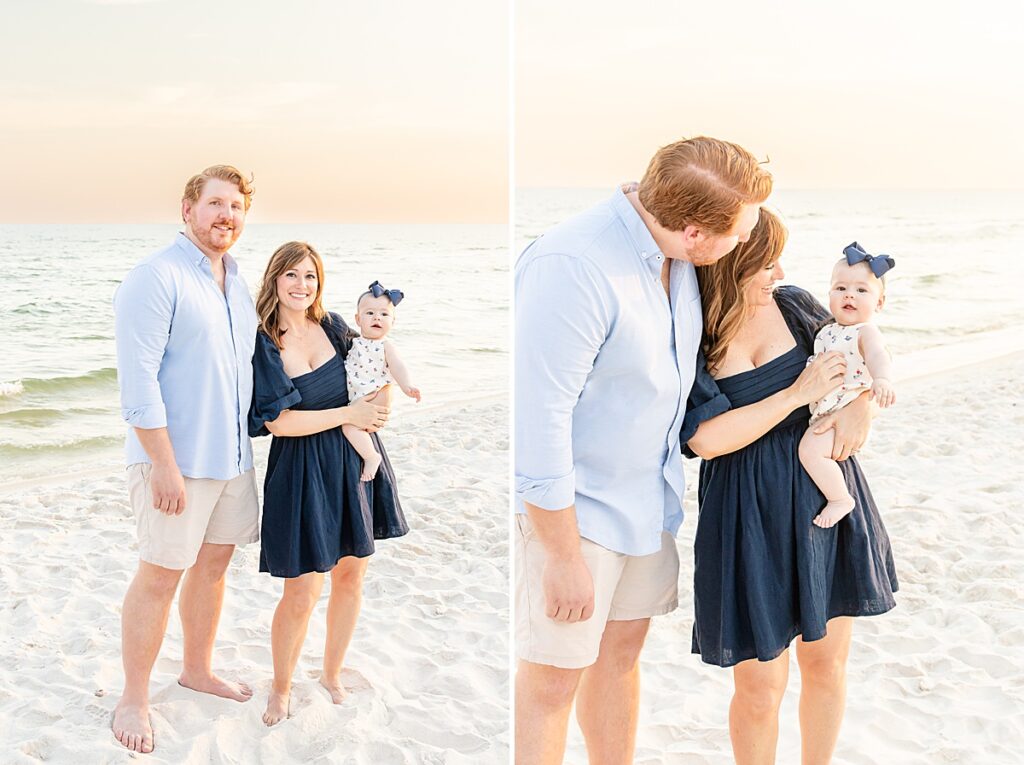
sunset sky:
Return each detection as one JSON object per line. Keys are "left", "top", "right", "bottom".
{"left": 0, "top": 1, "right": 508, "bottom": 223}
{"left": 516, "top": 0, "right": 1024, "bottom": 190}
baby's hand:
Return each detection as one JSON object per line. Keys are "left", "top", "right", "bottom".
{"left": 871, "top": 378, "right": 896, "bottom": 408}
{"left": 402, "top": 385, "right": 421, "bottom": 402}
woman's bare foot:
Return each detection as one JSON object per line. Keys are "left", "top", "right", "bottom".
{"left": 319, "top": 674, "right": 349, "bottom": 704}
{"left": 360, "top": 451, "right": 382, "bottom": 482}
{"left": 112, "top": 701, "right": 154, "bottom": 754}
{"left": 813, "top": 497, "right": 856, "bottom": 528}
{"left": 263, "top": 690, "right": 290, "bottom": 726}
{"left": 177, "top": 671, "right": 254, "bottom": 702}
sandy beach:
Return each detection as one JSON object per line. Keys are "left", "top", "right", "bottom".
{"left": 0, "top": 398, "right": 509, "bottom": 764}
{"left": 559, "top": 343, "right": 1024, "bottom": 764}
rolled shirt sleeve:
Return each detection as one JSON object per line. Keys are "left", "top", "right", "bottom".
{"left": 114, "top": 264, "right": 173, "bottom": 430}
{"left": 514, "top": 250, "right": 612, "bottom": 511}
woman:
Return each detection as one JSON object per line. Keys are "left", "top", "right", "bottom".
{"left": 248, "top": 241, "right": 409, "bottom": 726}
{"left": 682, "top": 209, "right": 898, "bottom": 763}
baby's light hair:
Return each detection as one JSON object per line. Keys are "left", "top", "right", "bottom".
{"left": 356, "top": 290, "right": 398, "bottom": 311}
{"left": 834, "top": 257, "right": 886, "bottom": 296}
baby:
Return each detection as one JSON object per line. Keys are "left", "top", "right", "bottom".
{"left": 799, "top": 243, "right": 896, "bottom": 528}
{"left": 343, "top": 280, "right": 421, "bottom": 481}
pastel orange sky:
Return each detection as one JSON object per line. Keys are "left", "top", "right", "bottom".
{"left": 0, "top": 1, "right": 508, "bottom": 223}
{"left": 517, "top": 0, "right": 1024, "bottom": 190}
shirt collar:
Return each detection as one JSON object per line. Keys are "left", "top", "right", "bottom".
{"left": 610, "top": 184, "right": 663, "bottom": 263}
{"left": 175, "top": 231, "right": 238, "bottom": 274}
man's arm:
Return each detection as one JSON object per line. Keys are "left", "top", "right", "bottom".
{"left": 524, "top": 502, "right": 594, "bottom": 623}
{"left": 133, "top": 427, "right": 187, "bottom": 515}
{"left": 515, "top": 252, "right": 609, "bottom": 623}
{"left": 114, "top": 264, "right": 186, "bottom": 515}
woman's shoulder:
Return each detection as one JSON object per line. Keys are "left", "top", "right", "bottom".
{"left": 254, "top": 328, "right": 281, "bottom": 354}
{"left": 321, "top": 311, "right": 356, "bottom": 354}
{"left": 322, "top": 311, "right": 353, "bottom": 334}
{"left": 776, "top": 285, "right": 830, "bottom": 320}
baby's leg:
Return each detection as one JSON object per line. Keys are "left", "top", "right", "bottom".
{"left": 798, "top": 427, "right": 855, "bottom": 528}
{"left": 342, "top": 423, "right": 382, "bottom": 482}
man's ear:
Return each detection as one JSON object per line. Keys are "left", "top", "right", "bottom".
{"left": 682, "top": 224, "right": 703, "bottom": 244}
{"left": 181, "top": 200, "right": 191, "bottom": 224}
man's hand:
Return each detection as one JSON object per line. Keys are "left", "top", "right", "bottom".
{"left": 812, "top": 391, "right": 875, "bottom": 460}
{"left": 542, "top": 555, "right": 595, "bottom": 623}
{"left": 150, "top": 462, "right": 187, "bottom": 515}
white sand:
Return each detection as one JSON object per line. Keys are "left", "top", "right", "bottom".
{"left": 0, "top": 398, "right": 509, "bottom": 764}
{"left": 562, "top": 348, "right": 1024, "bottom": 763}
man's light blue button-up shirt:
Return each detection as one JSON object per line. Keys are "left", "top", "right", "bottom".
{"left": 514, "top": 188, "right": 702, "bottom": 556}
{"left": 114, "top": 233, "right": 258, "bottom": 480}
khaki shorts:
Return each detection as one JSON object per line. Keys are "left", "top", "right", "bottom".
{"left": 127, "top": 464, "right": 260, "bottom": 570}
{"left": 515, "top": 515, "right": 679, "bottom": 669}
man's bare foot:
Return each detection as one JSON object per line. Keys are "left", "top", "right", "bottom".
{"left": 177, "top": 671, "right": 254, "bottom": 702}
{"left": 360, "top": 452, "right": 382, "bottom": 482}
{"left": 262, "top": 690, "right": 290, "bottom": 726}
{"left": 813, "top": 497, "right": 856, "bottom": 528}
{"left": 112, "top": 701, "right": 154, "bottom": 754}
{"left": 319, "top": 674, "right": 349, "bottom": 704}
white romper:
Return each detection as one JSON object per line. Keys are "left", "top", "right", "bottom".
{"left": 345, "top": 337, "right": 395, "bottom": 400}
{"left": 808, "top": 322, "right": 872, "bottom": 425}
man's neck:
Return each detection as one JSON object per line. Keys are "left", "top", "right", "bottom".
{"left": 183, "top": 229, "right": 228, "bottom": 266}
{"left": 624, "top": 188, "right": 689, "bottom": 263}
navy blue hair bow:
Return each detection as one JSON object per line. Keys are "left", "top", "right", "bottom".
{"left": 844, "top": 242, "right": 895, "bottom": 278}
{"left": 368, "top": 280, "right": 404, "bottom": 306}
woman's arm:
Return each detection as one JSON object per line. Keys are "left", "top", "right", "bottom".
{"left": 811, "top": 391, "right": 878, "bottom": 460}
{"left": 383, "top": 340, "right": 421, "bottom": 401}
{"left": 687, "top": 351, "right": 848, "bottom": 460}
{"left": 265, "top": 396, "right": 388, "bottom": 437}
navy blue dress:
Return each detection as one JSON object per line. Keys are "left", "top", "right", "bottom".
{"left": 249, "top": 312, "right": 408, "bottom": 578}
{"left": 681, "top": 286, "right": 898, "bottom": 668}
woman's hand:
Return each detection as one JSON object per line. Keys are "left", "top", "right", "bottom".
{"left": 812, "top": 391, "right": 875, "bottom": 460}
{"left": 346, "top": 395, "right": 390, "bottom": 432}
{"left": 788, "top": 351, "right": 846, "bottom": 405}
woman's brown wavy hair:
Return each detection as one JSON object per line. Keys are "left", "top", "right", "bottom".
{"left": 255, "top": 241, "right": 327, "bottom": 349}
{"left": 696, "top": 208, "right": 788, "bottom": 375}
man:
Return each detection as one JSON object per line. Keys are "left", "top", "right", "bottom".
{"left": 111, "top": 165, "right": 259, "bottom": 754}
{"left": 514, "top": 137, "right": 772, "bottom": 764}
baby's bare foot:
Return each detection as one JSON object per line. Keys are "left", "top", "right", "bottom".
{"left": 360, "top": 452, "right": 382, "bottom": 482}
{"left": 112, "top": 701, "right": 154, "bottom": 754}
{"left": 319, "top": 674, "right": 349, "bottom": 704}
{"left": 813, "top": 497, "right": 856, "bottom": 528}
{"left": 178, "top": 671, "right": 254, "bottom": 702}
{"left": 263, "top": 690, "right": 290, "bottom": 726}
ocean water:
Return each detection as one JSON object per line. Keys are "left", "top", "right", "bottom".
{"left": 0, "top": 224, "right": 508, "bottom": 483}
{"left": 517, "top": 188, "right": 1024, "bottom": 356}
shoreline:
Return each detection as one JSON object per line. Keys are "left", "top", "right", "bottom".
{"left": 0, "top": 391, "right": 507, "bottom": 497}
